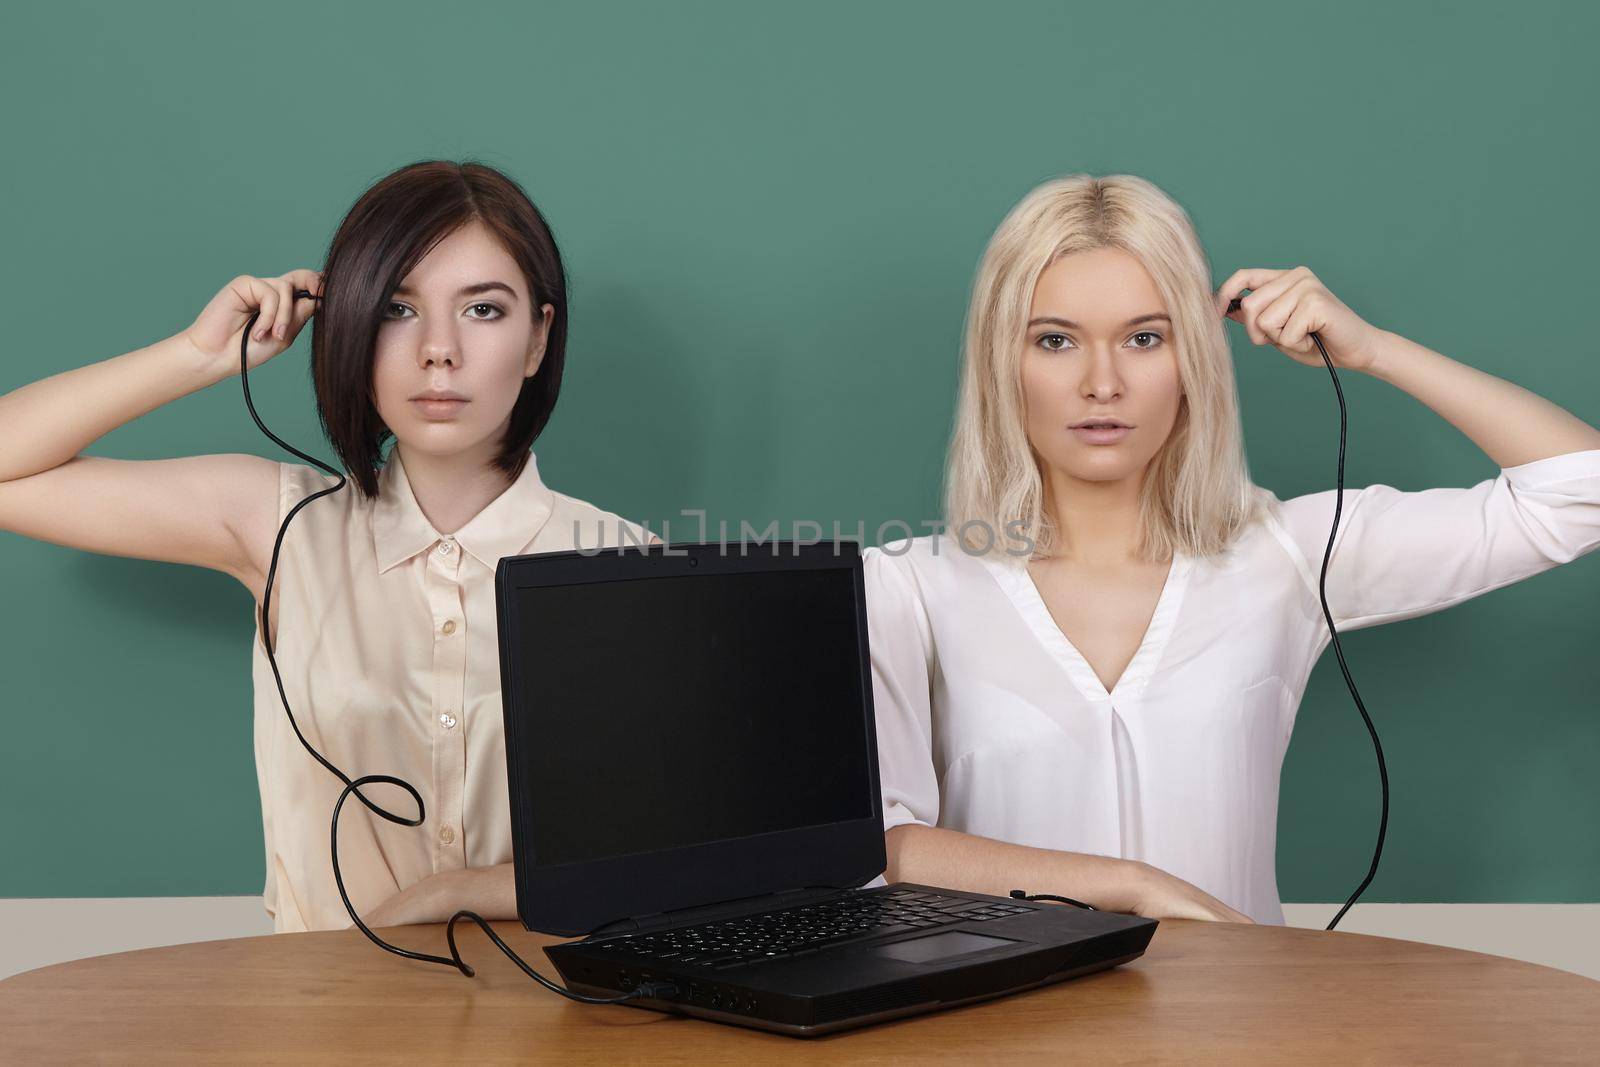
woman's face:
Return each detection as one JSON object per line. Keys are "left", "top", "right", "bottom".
{"left": 1019, "top": 246, "right": 1184, "bottom": 489}
{"left": 371, "top": 219, "right": 554, "bottom": 464}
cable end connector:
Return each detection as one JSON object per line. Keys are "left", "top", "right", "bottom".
{"left": 1010, "top": 888, "right": 1097, "bottom": 911}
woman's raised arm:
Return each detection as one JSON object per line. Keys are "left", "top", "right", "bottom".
{"left": 1220, "top": 264, "right": 1600, "bottom": 631}
{"left": 0, "top": 271, "right": 320, "bottom": 592}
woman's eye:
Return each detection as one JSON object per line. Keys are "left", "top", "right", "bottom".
{"left": 1036, "top": 331, "right": 1163, "bottom": 352}
{"left": 466, "top": 302, "right": 504, "bottom": 320}
{"left": 383, "top": 302, "right": 413, "bottom": 320}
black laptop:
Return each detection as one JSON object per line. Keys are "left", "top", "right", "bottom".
{"left": 494, "top": 539, "right": 1156, "bottom": 1037}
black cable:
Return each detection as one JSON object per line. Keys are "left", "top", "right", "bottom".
{"left": 241, "top": 293, "right": 676, "bottom": 1003}
{"left": 1303, "top": 326, "right": 1388, "bottom": 932}
{"left": 1010, "top": 889, "right": 1096, "bottom": 911}
{"left": 1227, "top": 296, "right": 1388, "bottom": 930}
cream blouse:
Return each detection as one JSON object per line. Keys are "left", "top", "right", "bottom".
{"left": 250, "top": 449, "right": 650, "bottom": 932}
{"left": 862, "top": 448, "right": 1600, "bottom": 924}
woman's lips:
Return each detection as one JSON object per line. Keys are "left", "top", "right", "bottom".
{"left": 1071, "top": 425, "right": 1131, "bottom": 444}
{"left": 412, "top": 398, "right": 469, "bottom": 419}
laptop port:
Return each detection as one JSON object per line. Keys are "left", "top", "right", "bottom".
{"left": 616, "top": 970, "right": 632, "bottom": 989}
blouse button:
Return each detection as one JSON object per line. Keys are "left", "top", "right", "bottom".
{"left": 438, "top": 540, "right": 454, "bottom": 555}
{"left": 439, "top": 825, "right": 455, "bottom": 845}
{"left": 441, "top": 619, "right": 457, "bottom": 635}
{"left": 439, "top": 712, "right": 457, "bottom": 729}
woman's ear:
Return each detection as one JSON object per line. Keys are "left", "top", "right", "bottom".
{"left": 525, "top": 302, "right": 555, "bottom": 378}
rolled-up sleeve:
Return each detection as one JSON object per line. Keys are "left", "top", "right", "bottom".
{"left": 861, "top": 544, "right": 940, "bottom": 832}
{"left": 1274, "top": 447, "right": 1600, "bottom": 631}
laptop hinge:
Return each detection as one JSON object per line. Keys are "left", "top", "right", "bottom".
{"left": 585, "top": 885, "right": 850, "bottom": 941}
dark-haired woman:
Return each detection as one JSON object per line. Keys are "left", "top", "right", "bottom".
{"left": 0, "top": 161, "right": 655, "bottom": 932}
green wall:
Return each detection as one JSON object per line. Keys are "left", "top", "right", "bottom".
{"left": 2, "top": 0, "right": 1596, "bottom": 902}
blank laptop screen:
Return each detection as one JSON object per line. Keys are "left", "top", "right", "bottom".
{"left": 507, "top": 564, "right": 874, "bottom": 867}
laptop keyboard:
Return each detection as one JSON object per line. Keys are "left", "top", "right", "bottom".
{"left": 590, "top": 888, "right": 1036, "bottom": 969}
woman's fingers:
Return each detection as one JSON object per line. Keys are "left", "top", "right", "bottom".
{"left": 1276, "top": 286, "right": 1324, "bottom": 353}
{"left": 191, "top": 271, "right": 317, "bottom": 372}
{"left": 1216, "top": 266, "right": 1292, "bottom": 317}
{"left": 1235, "top": 268, "right": 1307, "bottom": 346}
{"left": 1219, "top": 266, "right": 1313, "bottom": 347}
{"left": 252, "top": 283, "right": 279, "bottom": 342}
{"left": 1256, "top": 274, "right": 1316, "bottom": 348}
{"left": 279, "top": 269, "right": 322, "bottom": 344}
{"left": 284, "top": 267, "right": 324, "bottom": 300}
{"left": 272, "top": 276, "right": 295, "bottom": 341}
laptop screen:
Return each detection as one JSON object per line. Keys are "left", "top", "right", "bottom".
{"left": 504, "top": 555, "right": 876, "bottom": 870}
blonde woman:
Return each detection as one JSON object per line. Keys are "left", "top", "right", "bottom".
{"left": 863, "top": 174, "right": 1600, "bottom": 925}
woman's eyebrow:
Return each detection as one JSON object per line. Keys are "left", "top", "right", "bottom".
{"left": 1028, "top": 313, "right": 1170, "bottom": 329}
{"left": 392, "top": 281, "right": 520, "bottom": 301}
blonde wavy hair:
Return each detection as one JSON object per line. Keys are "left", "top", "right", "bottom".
{"left": 944, "top": 173, "right": 1273, "bottom": 563}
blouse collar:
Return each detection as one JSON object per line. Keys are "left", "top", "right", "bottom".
{"left": 372, "top": 447, "right": 556, "bottom": 573}
{"left": 978, "top": 549, "right": 1194, "bottom": 704}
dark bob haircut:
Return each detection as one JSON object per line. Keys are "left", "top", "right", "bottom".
{"left": 311, "top": 160, "right": 569, "bottom": 500}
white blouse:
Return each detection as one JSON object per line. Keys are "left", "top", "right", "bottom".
{"left": 861, "top": 448, "right": 1600, "bottom": 924}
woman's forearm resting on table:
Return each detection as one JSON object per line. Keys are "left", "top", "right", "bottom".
{"left": 362, "top": 836, "right": 1147, "bottom": 929}
{"left": 360, "top": 862, "right": 519, "bottom": 928}
{"left": 884, "top": 823, "right": 1144, "bottom": 913}
{"left": 1363, "top": 329, "right": 1600, "bottom": 468}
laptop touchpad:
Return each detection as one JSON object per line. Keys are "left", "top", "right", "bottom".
{"left": 868, "top": 931, "right": 1021, "bottom": 964}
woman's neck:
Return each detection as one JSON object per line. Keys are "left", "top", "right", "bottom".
{"left": 394, "top": 441, "right": 516, "bottom": 536}
{"left": 1039, "top": 465, "right": 1147, "bottom": 566}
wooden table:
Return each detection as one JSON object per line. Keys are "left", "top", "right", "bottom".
{"left": 3, "top": 919, "right": 1597, "bottom": 1063}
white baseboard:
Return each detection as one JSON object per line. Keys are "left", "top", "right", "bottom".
{"left": 1281, "top": 903, "right": 1600, "bottom": 980}
{"left": 2, "top": 898, "right": 1597, "bottom": 982}
{"left": 1, "top": 897, "right": 273, "bottom": 980}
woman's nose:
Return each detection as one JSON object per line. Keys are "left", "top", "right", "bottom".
{"left": 417, "top": 311, "right": 461, "bottom": 368}
{"left": 1081, "top": 347, "right": 1124, "bottom": 400}
{"left": 419, "top": 329, "right": 458, "bottom": 368}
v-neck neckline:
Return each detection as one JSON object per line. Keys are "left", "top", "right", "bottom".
{"left": 981, "top": 549, "right": 1194, "bottom": 704}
